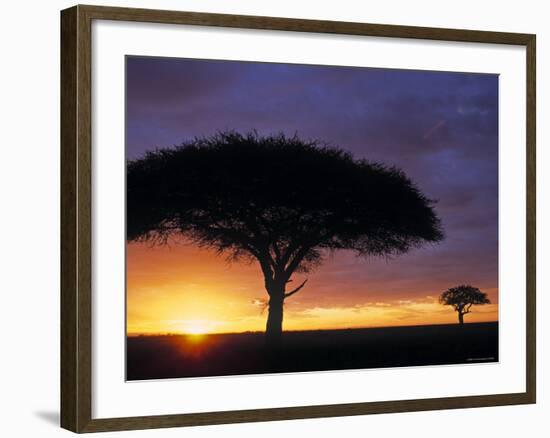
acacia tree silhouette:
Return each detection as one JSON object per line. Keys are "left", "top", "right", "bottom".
{"left": 439, "top": 285, "right": 491, "bottom": 325}
{"left": 127, "top": 132, "right": 444, "bottom": 346}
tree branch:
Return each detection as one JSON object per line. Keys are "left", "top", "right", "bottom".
{"left": 256, "top": 253, "right": 274, "bottom": 284}
{"left": 284, "top": 279, "right": 308, "bottom": 298}
{"left": 280, "top": 241, "right": 299, "bottom": 270}
{"left": 271, "top": 242, "right": 282, "bottom": 264}
{"left": 284, "top": 246, "right": 311, "bottom": 279}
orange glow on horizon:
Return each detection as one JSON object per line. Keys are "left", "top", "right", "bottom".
{"left": 127, "top": 241, "right": 499, "bottom": 336}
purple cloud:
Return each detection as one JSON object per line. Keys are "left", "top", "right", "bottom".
{"left": 126, "top": 56, "right": 499, "bottom": 305}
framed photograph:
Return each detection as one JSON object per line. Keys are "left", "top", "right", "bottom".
{"left": 60, "top": 4, "right": 536, "bottom": 433}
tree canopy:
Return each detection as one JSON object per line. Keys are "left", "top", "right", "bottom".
{"left": 128, "top": 132, "right": 443, "bottom": 266}
{"left": 439, "top": 285, "right": 490, "bottom": 324}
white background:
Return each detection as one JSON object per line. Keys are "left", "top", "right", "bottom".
{"left": 0, "top": 0, "right": 547, "bottom": 437}
{"left": 93, "top": 20, "right": 526, "bottom": 419}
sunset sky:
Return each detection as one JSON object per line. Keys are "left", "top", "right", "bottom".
{"left": 126, "top": 56, "right": 499, "bottom": 335}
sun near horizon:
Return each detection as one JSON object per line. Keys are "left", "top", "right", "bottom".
{"left": 126, "top": 241, "right": 498, "bottom": 337}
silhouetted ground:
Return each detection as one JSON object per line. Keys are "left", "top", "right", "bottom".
{"left": 126, "top": 322, "right": 498, "bottom": 380}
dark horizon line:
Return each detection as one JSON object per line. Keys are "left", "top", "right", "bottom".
{"left": 127, "top": 320, "right": 499, "bottom": 337}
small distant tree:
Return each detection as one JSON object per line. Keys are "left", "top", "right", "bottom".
{"left": 439, "top": 285, "right": 490, "bottom": 325}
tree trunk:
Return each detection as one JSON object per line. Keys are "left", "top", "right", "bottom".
{"left": 458, "top": 311, "right": 464, "bottom": 325}
{"left": 265, "top": 293, "right": 284, "bottom": 347}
